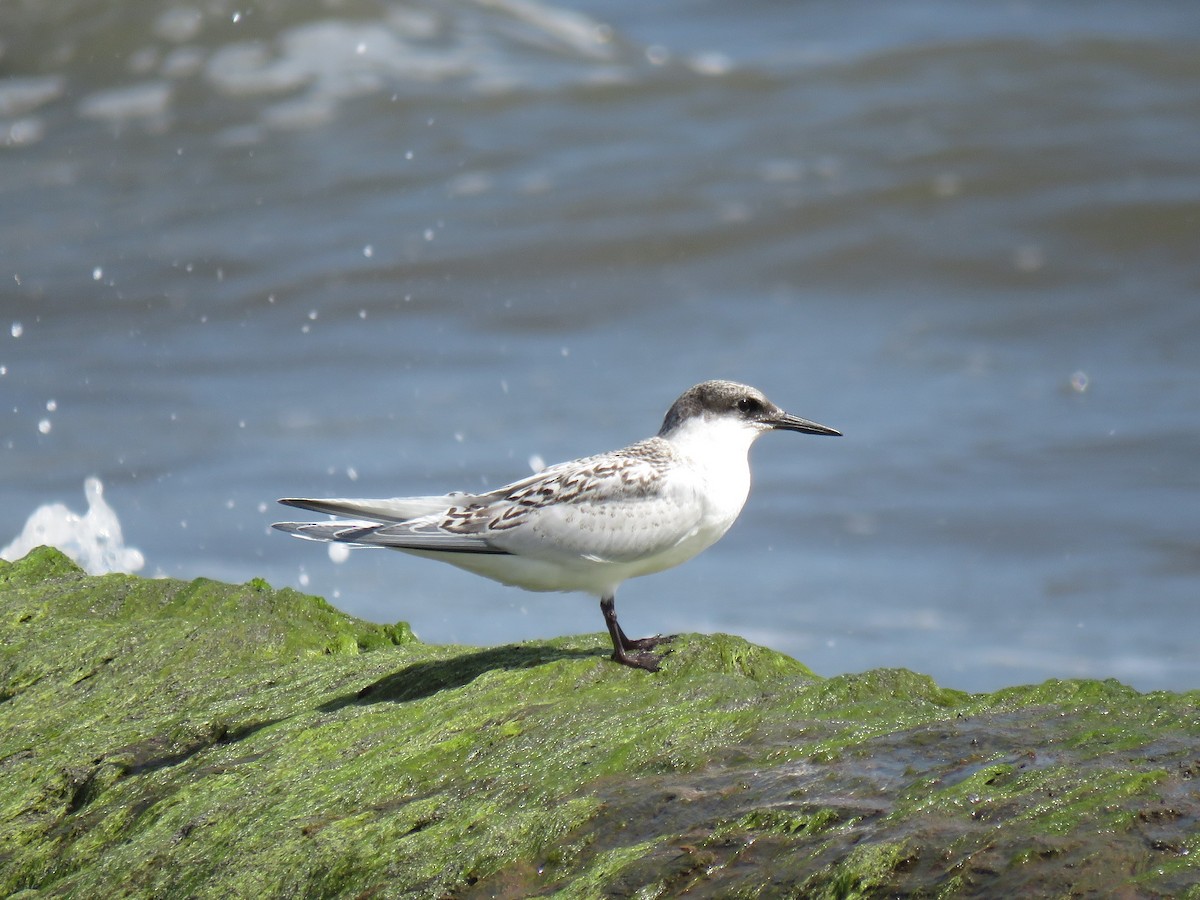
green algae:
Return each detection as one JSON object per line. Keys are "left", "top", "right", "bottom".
{"left": 2, "top": 547, "right": 1199, "bottom": 897}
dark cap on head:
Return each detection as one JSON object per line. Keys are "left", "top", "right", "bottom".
{"left": 659, "top": 380, "right": 840, "bottom": 437}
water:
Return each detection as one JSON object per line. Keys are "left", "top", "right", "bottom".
{"left": 3, "top": 0, "right": 1198, "bottom": 692}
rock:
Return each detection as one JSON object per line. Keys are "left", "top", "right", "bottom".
{"left": 2, "top": 547, "right": 1198, "bottom": 897}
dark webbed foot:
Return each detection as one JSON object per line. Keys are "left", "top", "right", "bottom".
{"left": 601, "top": 595, "right": 671, "bottom": 672}
{"left": 617, "top": 631, "right": 677, "bottom": 652}
{"left": 609, "top": 648, "right": 665, "bottom": 672}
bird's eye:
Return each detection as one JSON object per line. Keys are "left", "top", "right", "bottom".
{"left": 736, "top": 396, "right": 762, "bottom": 415}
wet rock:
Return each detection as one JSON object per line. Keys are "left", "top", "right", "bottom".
{"left": 2, "top": 547, "right": 1198, "bottom": 897}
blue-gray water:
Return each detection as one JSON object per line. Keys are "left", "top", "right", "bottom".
{"left": 3, "top": 0, "right": 1198, "bottom": 692}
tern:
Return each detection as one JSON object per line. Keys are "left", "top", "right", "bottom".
{"left": 274, "top": 380, "right": 840, "bottom": 671}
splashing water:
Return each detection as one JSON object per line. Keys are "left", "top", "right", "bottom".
{"left": 1, "top": 477, "right": 145, "bottom": 575}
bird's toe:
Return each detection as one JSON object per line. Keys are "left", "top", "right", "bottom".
{"left": 623, "top": 634, "right": 677, "bottom": 651}
{"left": 611, "top": 648, "right": 669, "bottom": 672}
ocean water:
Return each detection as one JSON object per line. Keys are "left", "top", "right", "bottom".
{"left": 3, "top": 0, "right": 1198, "bottom": 692}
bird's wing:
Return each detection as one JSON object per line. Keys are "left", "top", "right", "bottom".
{"left": 447, "top": 440, "right": 708, "bottom": 564}
{"left": 277, "top": 494, "right": 473, "bottom": 523}
{"left": 272, "top": 519, "right": 506, "bottom": 553}
{"left": 274, "top": 494, "right": 501, "bottom": 553}
{"left": 273, "top": 438, "right": 705, "bottom": 562}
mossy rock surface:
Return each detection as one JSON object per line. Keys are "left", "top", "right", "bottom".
{"left": 2, "top": 547, "right": 1198, "bottom": 897}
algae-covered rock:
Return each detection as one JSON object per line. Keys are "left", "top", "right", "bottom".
{"left": 2, "top": 547, "right": 1198, "bottom": 897}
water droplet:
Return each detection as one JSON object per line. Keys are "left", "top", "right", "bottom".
{"left": 37, "top": 419, "right": 52, "bottom": 434}
{"left": 46, "top": 399, "right": 57, "bottom": 412}
{"left": 689, "top": 52, "right": 732, "bottom": 76}
{"left": 10, "top": 322, "right": 23, "bottom": 338}
{"left": 933, "top": 172, "right": 962, "bottom": 198}
{"left": 92, "top": 267, "right": 103, "bottom": 281}
{"left": 646, "top": 45, "right": 670, "bottom": 65}
{"left": 1014, "top": 244, "right": 1044, "bottom": 273}
{"left": 363, "top": 244, "right": 374, "bottom": 258}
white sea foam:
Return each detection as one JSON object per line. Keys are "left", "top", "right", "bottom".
{"left": 0, "top": 75, "right": 65, "bottom": 116}
{"left": 78, "top": 82, "right": 172, "bottom": 122}
{"left": 1, "top": 478, "right": 145, "bottom": 575}
{"left": 201, "top": 0, "right": 627, "bottom": 132}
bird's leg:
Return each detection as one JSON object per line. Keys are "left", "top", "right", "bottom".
{"left": 600, "top": 594, "right": 671, "bottom": 672}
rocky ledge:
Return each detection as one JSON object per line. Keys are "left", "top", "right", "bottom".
{"left": 1, "top": 547, "right": 1197, "bottom": 897}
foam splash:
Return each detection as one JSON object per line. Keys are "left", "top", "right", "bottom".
{"left": 1, "top": 477, "right": 145, "bottom": 575}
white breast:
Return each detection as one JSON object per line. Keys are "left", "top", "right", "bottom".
{"left": 661, "top": 412, "right": 760, "bottom": 539}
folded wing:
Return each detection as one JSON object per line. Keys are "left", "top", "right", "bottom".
{"left": 278, "top": 494, "right": 472, "bottom": 522}
{"left": 273, "top": 439, "right": 706, "bottom": 564}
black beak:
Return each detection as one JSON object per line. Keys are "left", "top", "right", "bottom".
{"left": 767, "top": 411, "right": 841, "bottom": 436}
